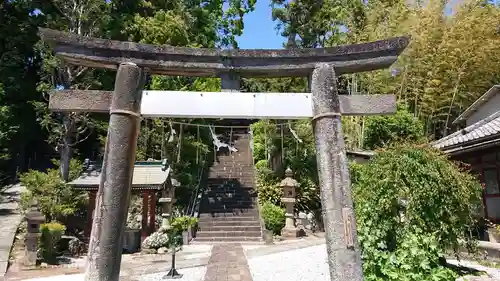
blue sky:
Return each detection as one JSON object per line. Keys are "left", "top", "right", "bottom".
{"left": 236, "top": 0, "right": 285, "bottom": 49}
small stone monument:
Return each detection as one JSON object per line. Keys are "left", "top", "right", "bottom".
{"left": 159, "top": 178, "right": 179, "bottom": 231}
{"left": 24, "top": 199, "right": 45, "bottom": 266}
{"left": 280, "top": 168, "right": 300, "bottom": 238}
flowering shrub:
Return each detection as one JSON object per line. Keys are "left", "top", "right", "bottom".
{"left": 142, "top": 231, "right": 169, "bottom": 250}
{"left": 68, "top": 237, "right": 86, "bottom": 256}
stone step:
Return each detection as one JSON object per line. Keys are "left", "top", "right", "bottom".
{"left": 200, "top": 205, "right": 256, "bottom": 211}
{"left": 193, "top": 236, "right": 262, "bottom": 242}
{"left": 202, "top": 197, "right": 255, "bottom": 202}
{"left": 208, "top": 170, "right": 254, "bottom": 175}
{"left": 197, "top": 225, "right": 262, "bottom": 232}
{"left": 216, "top": 156, "right": 252, "bottom": 161}
{"left": 206, "top": 178, "right": 254, "bottom": 184}
{"left": 212, "top": 162, "right": 254, "bottom": 167}
{"left": 198, "top": 215, "right": 260, "bottom": 225}
{"left": 199, "top": 208, "right": 258, "bottom": 215}
{"left": 206, "top": 179, "right": 254, "bottom": 184}
{"left": 201, "top": 197, "right": 256, "bottom": 203}
{"left": 197, "top": 220, "right": 261, "bottom": 227}
{"left": 202, "top": 196, "right": 256, "bottom": 204}
{"left": 196, "top": 230, "right": 261, "bottom": 238}
{"left": 199, "top": 212, "right": 259, "bottom": 219}
{"left": 205, "top": 182, "right": 255, "bottom": 188}
{"left": 207, "top": 182, "right": 254, "bottom": 188}
{"left": 206, "top": 176, "right": 254, "bottom": 182}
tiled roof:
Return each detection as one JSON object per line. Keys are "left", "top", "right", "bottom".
{"left": 68, "top": 162, "right": 171, "bottom": 190}
{"left": 433, "top": 110, "right": 500, "bottom": 152}
{"left": 453, "top": 85, "right": 500, "bottom": 124}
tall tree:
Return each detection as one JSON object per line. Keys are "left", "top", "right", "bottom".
{"left": 351, "top": 0, "right": 500, "bottom": 139}
{"left": 33, "top": 0, "right": 111, "bottom": 181}
{"left": 0, "top": 1, "right": 46, "bottom": 178}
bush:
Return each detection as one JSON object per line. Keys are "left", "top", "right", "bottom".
{"left": 142, "top": 231, "right": 169, "bottom": 250}
{"left": 20, "top": 159, "right": 86, "bottom": 222}
{"left": 353, "top": 144, "right": 482, "bottom": 281}
{"left": 39, "top": 222, "right": 66, "bottom": 263}
{"left": 68, "top": 237, "right": 86, "bottom": 257}
{"left": 169, "top": 216, "right": 198, "bottom": 235}
{"left": 261, "top": 202, "right": 285, "bottom": 235}
{"left": 364, "top": 105, "right": 425, "bottom": 150}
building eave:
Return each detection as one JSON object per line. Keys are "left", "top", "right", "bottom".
{"left": 452, "top": 85, "right": 500, "bottom": 125}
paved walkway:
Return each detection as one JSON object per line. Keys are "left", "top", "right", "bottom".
{"left": 0, "top": 184, "right": 24, "bottom": 280}
{"left": 7, "top": 236, "right": 500, "bottom": 281}
{"left": 204, "top": 244, "right": 253, "bottom": 281}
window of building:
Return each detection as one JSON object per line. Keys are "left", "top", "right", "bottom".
{"left": 484, "top": 168, "right": 500, "bottom": 195}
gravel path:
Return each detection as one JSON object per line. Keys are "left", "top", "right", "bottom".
{"left": 135, "top": 266, "right": 207, "bottom": 281}
{"left": 13, "top": 266, "right": 208, "bottom": 281}
{"left": 247, "top": 244, "right": 330, "bottom": 281}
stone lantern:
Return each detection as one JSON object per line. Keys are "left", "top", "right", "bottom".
{"left": 159, "top": 178, "right": 179, "bottom": 230}
{"left": 280, "top": 168, "right": 300, "bottom": 238}
{"left": 25, "top": 199, "right": 45, "bottom": 266}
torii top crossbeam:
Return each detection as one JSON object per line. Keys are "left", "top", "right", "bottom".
{"left": 39, "top": 28, "right": 409, "bottom": 77}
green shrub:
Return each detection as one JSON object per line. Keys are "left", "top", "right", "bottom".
{"left": 363, "top": 105, "right": 426, "bottom": 150}
{"left": 39, "top": 222, "right": 66, "bottom": 263}
{"left": 170, "top": 216, "right": 198, "bottom": 235}
{"left": 261, "top": 202, "right": 285, "bottom": 235}
{"left": 353, "top": 144, "right": 482, "bottom": 281}
{"left": 20, "top": 159, "right": 86, "bottom": 222}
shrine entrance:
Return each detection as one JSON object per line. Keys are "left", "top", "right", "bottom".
{"left": 40, "top": 27, "right": 408, "bottom": 281}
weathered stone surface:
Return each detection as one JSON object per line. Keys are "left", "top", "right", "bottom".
{"left": 39, "top": 28, "right": 409, "bottom": 77}
{"left": 84, "top": 63, "right": 145, "bottom": 281}
{"left": 281, "top": 227, "right": 300, "bottom": 239}
{"left": 311, "top": 63, "right": 364, "bottom": 281}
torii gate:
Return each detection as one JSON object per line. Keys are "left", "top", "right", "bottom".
{"left": 39, "top": 28, "right": 409, "bottom": 281}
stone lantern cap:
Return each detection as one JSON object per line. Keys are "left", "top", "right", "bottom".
{"left": 279, "top": 168, "right": 298, "bottom": 187}
{"left": 25, "top": 199, "right": 45, "bottom": 222}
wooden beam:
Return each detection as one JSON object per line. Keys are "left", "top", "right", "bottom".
{"left": 49, "top": 90, "right": 396, "bottom": 118}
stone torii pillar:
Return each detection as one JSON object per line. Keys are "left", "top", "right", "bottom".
{"left": 311, "top": 63, "right": 363, "bottom": 280}
{"left": 84, "top": 63, "right": 145, "bottom": 281}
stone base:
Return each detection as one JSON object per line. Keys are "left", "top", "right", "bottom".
{"left": 281, "top": 227, "right": 300, "bottom": 239}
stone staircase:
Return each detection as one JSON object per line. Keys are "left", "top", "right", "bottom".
{"left": 195, "top": 132, "right": 262, "bottom": 242}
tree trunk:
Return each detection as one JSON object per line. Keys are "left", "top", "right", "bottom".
{"left": 60, "top": 114, "right": 73, "bottom": 182}
{"left": 60, "top": 143, "right": 72, "bottom": 182}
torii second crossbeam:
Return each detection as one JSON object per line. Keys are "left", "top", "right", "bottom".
{"left": 49, "top": 90, "right": 396, "bottom": 119}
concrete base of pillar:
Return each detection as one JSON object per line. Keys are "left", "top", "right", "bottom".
{"left": 281, "top": 227, "right": 300, "bottom": 239}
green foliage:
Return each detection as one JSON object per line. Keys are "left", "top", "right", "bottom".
{"left": 261, "top": 202, "right": 285, "bottom": 235}
{"left": 251, "top": 120, "right": 321, "bottom": 212}
{"left": 350, "top": 0, "right": 500, "bottom": 138}
{"left": 169, "top": 216, "right": 198, "bottom": 235}
{"left": 20, "top": 159, "right": 86, "bottom": 222}
{"left": 39, "top": 222, "right": 66, "bottom": 263}
{"left": 364, "top": 105, "right": 426, "bottom": 150}
{"left": 352, "top": 144, "right": 482, "bottom": 280}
